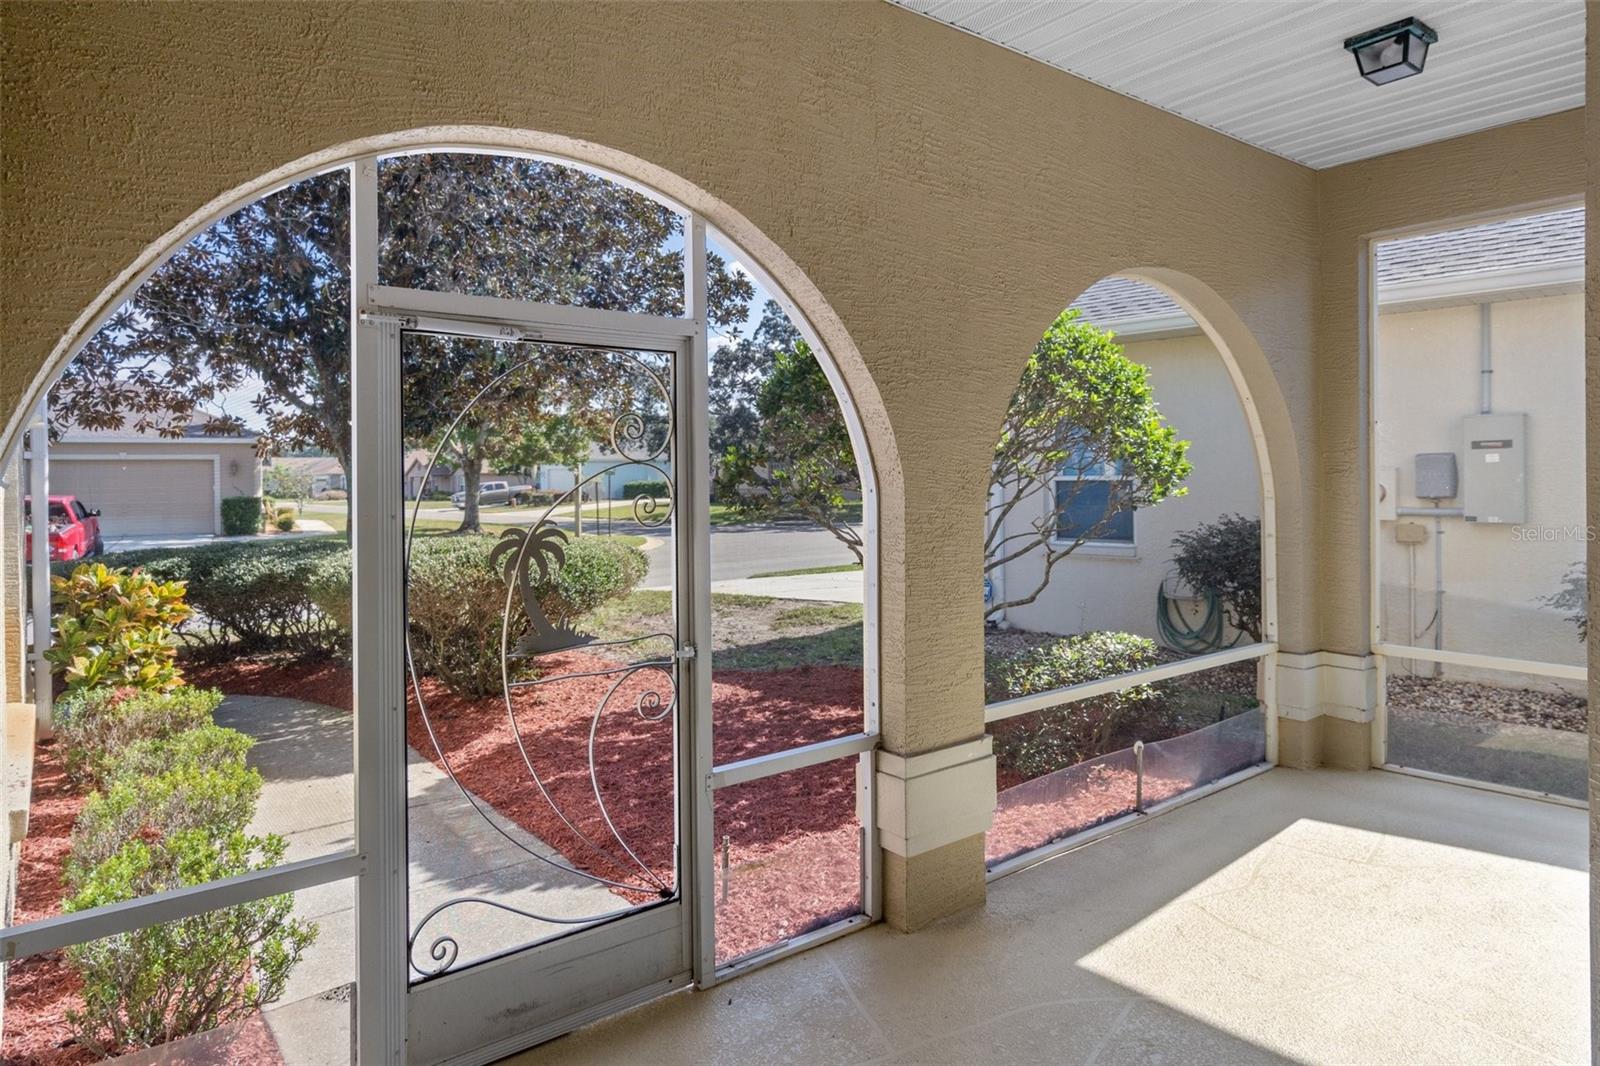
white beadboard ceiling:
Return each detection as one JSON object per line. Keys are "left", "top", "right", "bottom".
{"left": 891, "top": 1, "right": 1586, "bottom": 169}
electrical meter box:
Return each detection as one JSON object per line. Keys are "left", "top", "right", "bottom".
{"left": 1461, "top": 412, "right": 1527, "bottom": 524}
{"left": 1414, "top": 453, "right": 1458, "bottom": 500}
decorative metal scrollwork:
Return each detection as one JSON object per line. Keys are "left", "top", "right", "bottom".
{"left": 404, "top": 343, "right": 682, "bottom": 980}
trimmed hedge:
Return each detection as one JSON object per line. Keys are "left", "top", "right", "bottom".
{"left": 220, "top": 495, "right": 264, "bottom": 536}
{"left": 76, "top": 532, "right": 644, "bottom": 694}
{"left": 622, "top": 479, "right": 668, "bottom": 499}
{"left": 82, "top": 539, "right": 349, "bottom": 660}
{"left": 402, "top": 534, "right": 647, "bottom": 698}
{"left": 55, "top": 686, "right": 224, "bottom": 788}
{"left": 986, "top": 631, "right": 1161, "bottom": 779}
{"left": 54, "top": 681, "right": 313, "bottom": 1054}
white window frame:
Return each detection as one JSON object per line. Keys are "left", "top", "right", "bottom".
{"left": 1049, "top": 459, "right": 1137, "bottom": 557}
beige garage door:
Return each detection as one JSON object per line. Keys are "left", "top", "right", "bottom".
{"left": 52, "top": 458, "right": 215, "bottom": 537}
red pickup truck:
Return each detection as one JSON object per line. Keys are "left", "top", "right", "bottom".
{"left": 25, "top": 495, "right": 104, "bottom": 562}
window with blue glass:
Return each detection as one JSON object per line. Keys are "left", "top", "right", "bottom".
{"left": 1054, "top": 458, "right": 1134, "bottom": 544}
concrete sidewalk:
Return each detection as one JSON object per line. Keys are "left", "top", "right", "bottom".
{"left": 214, "top": 692, "right": 624, "bottom": 1060}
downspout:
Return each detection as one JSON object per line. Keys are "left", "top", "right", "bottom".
{"left": 987, "top": 481, "right": 1006, "bottom": 628}
{"left": 1479, "top": 303, "right": 1493, "bottom": 415}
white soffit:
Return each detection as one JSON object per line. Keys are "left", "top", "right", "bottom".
{"left": 891, "top": 1, "right": 1586, "bottom": 169}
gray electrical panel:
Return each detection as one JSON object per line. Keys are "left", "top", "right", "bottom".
{"left": 1414, "top": 452, "right": 1458, "bottom": 500}
{"left": 1461, "top": 412, "right": 1527, "bottom": 524}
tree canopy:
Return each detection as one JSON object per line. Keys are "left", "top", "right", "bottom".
{"left": 717, "top": 339, "right": 863, "bottom": 561}
{"left": 986, "top": 308, "right": 1192, "bottom": 617}
{"left": 53, "top": 152, "right": 754, "bottom": 531}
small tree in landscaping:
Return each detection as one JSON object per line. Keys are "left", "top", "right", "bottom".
{"left": 1170, "top": 513, "right": 1263, "bottom": 642}
{"left": 262, "top": 463, "right": 313, "bottom": 500}
{"left": 986, "top": 310, "right": 1192, "bottom": 618}
{"left": 717, "top": 342, "right": 863, "bottom": 563}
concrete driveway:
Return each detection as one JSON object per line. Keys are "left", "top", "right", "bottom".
{"left": 104, "top": 522, "right": 335, "bottom": 553}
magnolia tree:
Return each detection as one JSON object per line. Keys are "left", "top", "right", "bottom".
{"left": 52, "top": 154, "right": 753, "bottom": 534}
{"left": 985, "top": 309, "right": 1191, "bottom": 618}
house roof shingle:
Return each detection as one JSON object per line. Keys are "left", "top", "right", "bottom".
{"left": 1070, "top": 206, "right": 1584, "bottom": 330}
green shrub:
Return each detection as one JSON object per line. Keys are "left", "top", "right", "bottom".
{"left": 987, "top": 632, "right": 1161, "bottom": 779}
{"left": 220, "top": 495, "right": 264, "bottom": 536}
{"left": 109, "top": 723, "right": 255, "bottom": 784}
{"left": 45, "top": 564, "right": 191, "bottom": 696}
{"left": 274, "top": 513, "right": 296, "bottom": 532}
{"left": 69, "top": 758, "right": 262, "bottom": 880}
{"left": 622, "top": 479, "right": 668, "bottom": 500}
{"left": 403, "top": 534, "right": 647, "bottom": 698}
{"left": 54, "top": 686, "right": 224, "bottom": 787}
{"left": 63, "top": 829, "right": 316, "bottom": 1055}
{"left": 88, "top": 539, "right": 349, "bottom": 660}
{"left": 1171, "top": 514, "right": 1263, "bottom": 641}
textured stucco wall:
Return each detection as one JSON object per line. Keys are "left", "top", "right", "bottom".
{"left": 0, "top": 1, "right": 1321, "bottom": 764}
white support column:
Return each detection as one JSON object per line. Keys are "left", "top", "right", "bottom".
{"left": 350, "top": 157, "right": 407, "bottom": 1065}
{"left": 683, "top": 215, "right": 717, "bottom": 984}
{"left": 26, "top": 399, "right": 50, "bottom": 735}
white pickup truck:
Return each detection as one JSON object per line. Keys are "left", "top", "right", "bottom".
{"left": 451, "top": 480, "right": 534, "bottom": 508}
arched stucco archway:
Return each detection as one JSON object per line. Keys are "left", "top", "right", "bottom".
{"left": 978, "top": 265, "right": 1308, "bottom": 783}
{"left": 0, "top": 126, "right": 897, "bottom": 501}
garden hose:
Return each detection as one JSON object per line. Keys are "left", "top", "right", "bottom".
{"left": 1157, "top": 573, "right": 1243, "bottom": 654}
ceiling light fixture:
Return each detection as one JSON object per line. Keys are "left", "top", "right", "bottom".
{"left": 1343, "top": 16, "right": 1437, "bottom": 85}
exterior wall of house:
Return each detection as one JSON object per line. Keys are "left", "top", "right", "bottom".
{"left": 1375, "top": 292, "right": 1586, "bottom": 677}
{"left": 50, "top": 437, "right": 262, "bottom": 499}
{"left": 1311, "top": 110, "right": 1584, "bottom": 771}
{"left": 996, "top": 331, "right": 1260, "bottom": 646}
{"left": 536, "top": 459, "right": 675, "bottom": 498}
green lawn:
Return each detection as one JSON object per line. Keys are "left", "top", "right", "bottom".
{"left": 585, "top": 589, "right": 862, "bottom": 670}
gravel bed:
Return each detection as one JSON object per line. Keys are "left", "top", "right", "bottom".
{"left": 1386, "top": 674, "right": 1586, "bottom": 733}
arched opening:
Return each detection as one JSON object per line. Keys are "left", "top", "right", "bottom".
{"left": 981, "top": 273, "right": 1279, "bottom": 874}
{"left": 0, "top": 136, "right": 884, "bottom": 1063}
{"left": 1368, "top": 203, "right": 1587, "bottom": 802}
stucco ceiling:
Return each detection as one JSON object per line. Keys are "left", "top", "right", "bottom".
{"left": 891, "top": 1, "right": 1586, "bottom": 169}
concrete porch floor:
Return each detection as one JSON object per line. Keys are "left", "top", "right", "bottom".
{"left": 512, "top": 767, "right": 1589, "bottom": 1066}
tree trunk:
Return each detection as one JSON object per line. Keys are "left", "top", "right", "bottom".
{"left": 572, "top": 467, "right": 582, "bottom": 536}
{"left": 332, "top": 442, "right": 354, "bottom": 545}
{"left": 457, "top": 450, "right": 484, "bottom": 533}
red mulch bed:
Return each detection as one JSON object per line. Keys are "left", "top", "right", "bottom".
{"left": 4, "top": 741, "right": 91, "bottom": 1066}
{"left": 189, "top": 655, "right": 867, "bottom": 961}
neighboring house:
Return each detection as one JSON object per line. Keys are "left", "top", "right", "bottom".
{"left": 995, "top": 208, "right": 1585, "bottom": 676}
{"left": 1372, "top": 207, "right": 1585, "bottom": 676}
{"left": 49, "top": 412, "right": 262, "bottom": 537}
{"left": 402, "top": 449, "right": 457, "bottom": 500}
{"left": 533, "top": 445, "right": 673, "bottom": 499}
{"left": 271, "top": 455, "right": 348, "bottom": 497}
